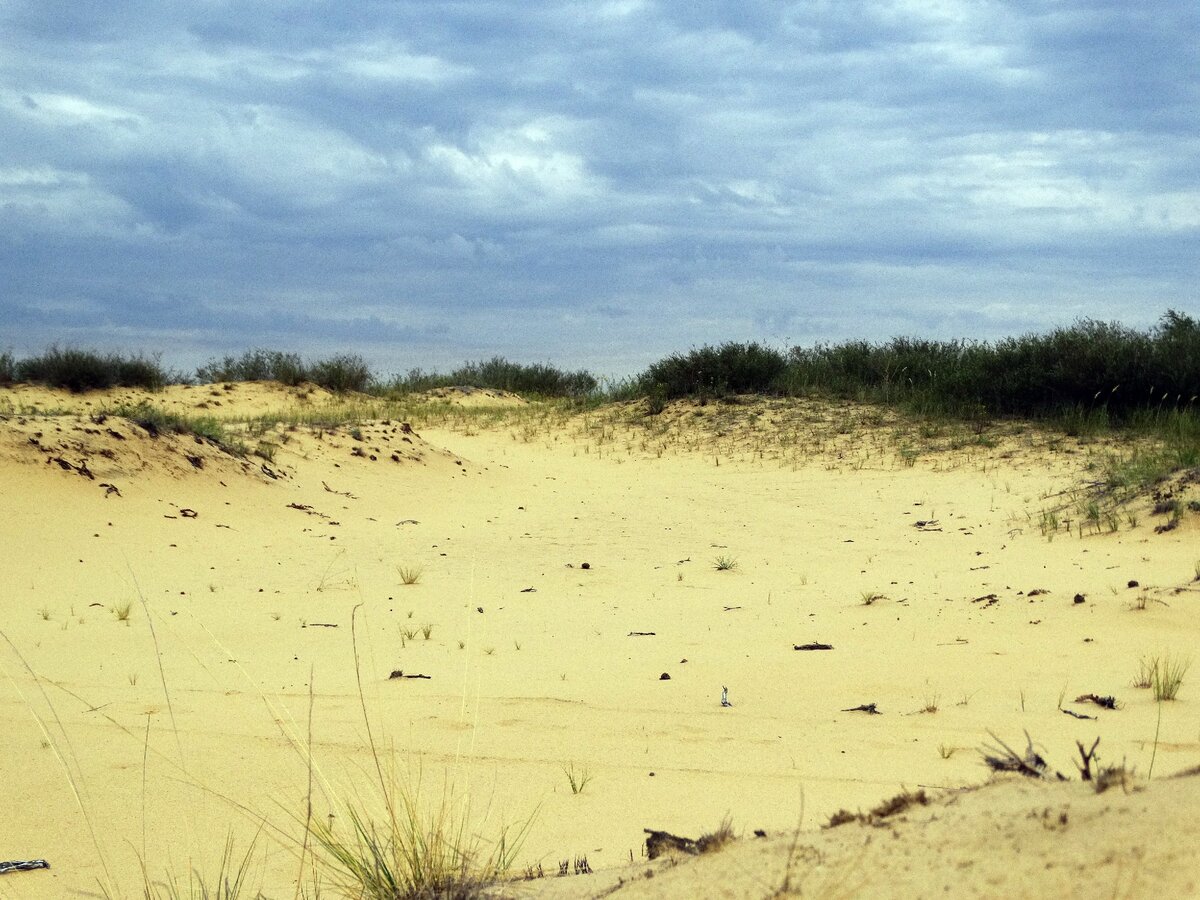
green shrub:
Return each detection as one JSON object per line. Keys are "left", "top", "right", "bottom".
{"left": 197, "top": 350, "right": 374, "bottom": 392}
{"left": 776, "top": 310, "right": 1200, "bottom": 422}
{"left": 196, "top": 349, "right": 307, "bottom": 385}
{"left": 641, "top": 342, "right": 788, "bottom": 400}
{"left": 386, "top": 357, "right": 597, "bottom": 398}
{"left": 308, "top": 353, "right": 373, "bottom": 393}
{"left": 13, "top": 347, "right": 168, "bottom": 392}
{"left": 0, "top": 351, "right": 14, "bottom": 384}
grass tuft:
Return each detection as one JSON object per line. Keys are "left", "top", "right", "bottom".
{"left": 713, "top": 555, "right": 739, "bottom": 572}
{"left": 1151, "top": 654, "right": 1190, "bottom": 701}
{"left": 397, "top": 565, "right": 424, "bottom": 586}
{"left": 562, "top": 762, "right": 593, "bottom": 795}
{"left": 120, "top": 832, "right": 262, "bottom": 900}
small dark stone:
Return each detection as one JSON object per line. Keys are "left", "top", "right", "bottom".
{"left": 1127, "top": 580, "right": 1139, "bottom": 588}
{"left": 659, "top": 672, "right": 671, "bottom": 680}
{"left": 581, "top": 562, "right": 590, "bottom": 570}
{"left": 1074, "top": 593, "right": 1086, "bottom": 604}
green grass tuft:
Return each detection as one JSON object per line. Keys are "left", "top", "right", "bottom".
{"left": 561, "top": 762, "right": 593, "bottom": 795}
{"left": 713, "top": 555, "right": 739, "bottom": 572}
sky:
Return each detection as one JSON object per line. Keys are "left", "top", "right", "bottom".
{"left": 2, "top": 0, "right": 1198, "bottom": 378}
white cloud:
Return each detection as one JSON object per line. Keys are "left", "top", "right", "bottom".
{"left": 338, "top": 44, "right": 471, "bottom": 83}
{"left": 426, "top": 119, "right": 600, "bottom": 207}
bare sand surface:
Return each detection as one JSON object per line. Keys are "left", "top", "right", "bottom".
{"left": 1, "top": 384, "right": 1197, "bottom": 898}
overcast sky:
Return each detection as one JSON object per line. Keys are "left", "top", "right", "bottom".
{"left": 3, "top": 1, "right": 1197, "bottom": 377}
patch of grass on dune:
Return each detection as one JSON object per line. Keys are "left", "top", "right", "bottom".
{"left": 105, "top": 402, "right": 249, "bottom": 456}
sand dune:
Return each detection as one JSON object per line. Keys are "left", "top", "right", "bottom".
{"left": 1, "top": 384, "right": 1197, "bottom": 898}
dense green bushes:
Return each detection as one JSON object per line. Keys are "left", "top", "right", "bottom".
{"left": 196, "top": 350, "right": 374, "bottom": 393}
{"left": 5, "top": 311, "right": 1196, "bottom": 416}
{"left": 388, "top": 356, "right": 598, "bottom": 398}
{"left": 4, "top": 348, "right": 169, "bottom": 392}
{"left": 781, "top": 312, "right": 1200, "bottom": 420}
{"left": 640, "top": 342, "right": 788, "bottom": 400}
{"left": 635, "top": 312, "right": 1200, "bottom": 423}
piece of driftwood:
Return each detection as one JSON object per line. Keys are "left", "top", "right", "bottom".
{"left": 305, "top": 622, "right": 338, "bottom": 628}
{"left": 1061, "top": 708, "right": 1096, "bottom": 720}
{"left": 842, "top": 703, "right": 880, "bottom": 714}
{"left": 644, "top": 829, "right": 699, "bottom": 859}
{"left": 981, "top": 730, "right": 1067, "bottom": 780}
{"left": 1075, "top": 737, "right": 1101, "bottom": 781}
{"left": 0, "top": 859, "right": 50, "bottom": 874}
{"left": 388, "top": 670, "right": 431, "bottom": 680}
{"left": 1076, "top": 693, "right": 1119, "bottom": 710}
{"left": 794, "top": 642, "right": 833, "bottom": 651}
{"left": 322, "top": 481, "right": 356, "bottom": 498}
{"left": 627, "top": 631, "right": 656, "bottom": 636}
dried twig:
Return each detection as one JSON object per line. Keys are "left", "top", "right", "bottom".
{"left": 981, "top": 730, "right": 1066, "bottom": 780}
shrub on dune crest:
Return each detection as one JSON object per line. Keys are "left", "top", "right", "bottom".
{"left": 387, "top": 357, "right": 597, "bottom": 398}
{"left": 642, "top": 342, "right": 788, "bottom": 400}
{"left": 13, "top": 347, "right": 169, "bottom": 392}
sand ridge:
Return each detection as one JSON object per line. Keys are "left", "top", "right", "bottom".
{"left": 0, "top": 385, "right": 1197, "bottom": 898}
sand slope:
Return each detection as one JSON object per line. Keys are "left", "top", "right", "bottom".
{"left": 1, "top": 385, "right": 1197, "bottom": 899}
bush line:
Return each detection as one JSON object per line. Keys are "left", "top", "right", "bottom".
{"left": 3, "top": 310, "right": 1197, "bottom": 419}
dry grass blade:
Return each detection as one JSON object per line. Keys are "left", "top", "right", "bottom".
{"left": 131, "top": 830, "right": 265, "bottom": 900}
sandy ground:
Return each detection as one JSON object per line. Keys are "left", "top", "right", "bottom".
{"left": 0, "top": 383, "right": 1197, "bottom": 899}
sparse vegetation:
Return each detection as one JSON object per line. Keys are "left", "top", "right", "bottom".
{"left": 1134, "top": 653, "right": 1190, "bottom": 700}
{"left": 1151, "top": 654, "right": 1190, "bottom": 701}
{"left": 110, "top": 834, "right": 262, "bottom": 900}
{"left": 860, "top": 591, "right": 884, "bottom": 606}
{"left": 397, "top": 565, "right": 423, "bottom": 586}
{"left": 112, "top": 600, "right": 133, "bottom": 623}
{"left": 697, "top": 816, "right": 735, "bottom": 854}
{"left": 562, "top": 762, "right": 593, "bottom": 795}
{"left": 713, "top": 554, "right": 739, "bottom": 572}
{"left": 105, "top": 402, "right": 248, "bottom": 456}
{"left": 1133, "top": 657, "right": 1156, "bottom": 689}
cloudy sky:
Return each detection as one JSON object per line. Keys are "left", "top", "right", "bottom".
{"left": 3, "top": 1, "right": 1197, "bottom": 377}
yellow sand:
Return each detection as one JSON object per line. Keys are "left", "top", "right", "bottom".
{"left": 1, "top": 383, "right": 1197, "bottom": 898}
